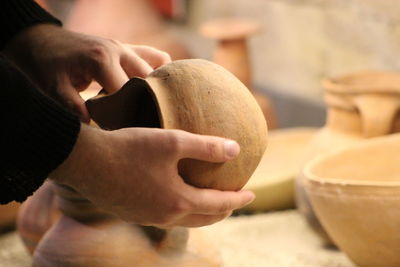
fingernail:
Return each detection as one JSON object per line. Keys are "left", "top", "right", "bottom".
{"left": 224, "top": 140, "right": 240, "bottom": 159}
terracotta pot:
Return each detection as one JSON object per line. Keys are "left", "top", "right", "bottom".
{"left": 0, "top": 202, "right": 20, "bottom": 233}
{"left": 31, "top": 59, "right": 267, "bottom": 266}
{"left": 296, "top": 71, "right": 400, "bottom": 245}
{"left": 200, "top": 18, "right": 278, "bottom": 129}
{"left": 304, "top": 133, "right": 400, "bottom": 267}
{"left": 66, "top": 0, "right": 190, "bottom": 60}
{"left": 87, "top": 59, "right": 268, "bottom": 190}
{"left": 17, "top": 181, "right": 60, "bottom": 254}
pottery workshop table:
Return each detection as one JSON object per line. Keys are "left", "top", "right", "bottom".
{"left": 0, "top": 210, "right": 354, "bottom": 267}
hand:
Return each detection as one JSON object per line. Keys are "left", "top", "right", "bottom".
{"left": 3, "top": 24, "right": 171, "bottom": 122}
{"left": 51, "top": 125, "right": 255, "bottom": 228}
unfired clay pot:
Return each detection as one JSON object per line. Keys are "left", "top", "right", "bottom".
{"left": 304, "top": 133, "right": 400, "bottom": 267}
{"left": 0, "top": 202, "right": 20, "bottom": 233}
{"left": 25, "top": 59, "right": 267, "bottom": 266}
{"left": 200, "top": 18, "right": 278, "bottom": 129}
{"left": 296, "top": 71, "right": 400, "bottom": 245}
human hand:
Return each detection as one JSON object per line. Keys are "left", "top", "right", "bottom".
{"left": 51, "top": 125, "right": 255, "bottom": 228}
{"left": 3, "top": 24, "right": 171, "bottom": 122}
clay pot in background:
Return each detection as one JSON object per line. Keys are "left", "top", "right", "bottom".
{"left": 0, "top": 202, "right": 20, "bottom": 233}
{"left": 304, "top": 133, "right": 400, "bottom": 267}
{"left": 66, "top": 0, "right": 190, "bottom": 60}
{"left": 17, "top": 181, "right": 60, "bottom": 254}
{"left": 200, "top": 18, "right": 278, "bottom": 129}
{"left": 30, "top": 59, "right": 267, "bottom": 266}
{"left": 296, "top": 71, "right": 400, "bottom": 245}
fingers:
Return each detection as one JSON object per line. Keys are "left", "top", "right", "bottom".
{"left": 175, "top": 131, "right": 240, "bottom": 162}
{"left": 120, "top": 50, "right": 154, "bottom": 78}
{"left": 186, "top": 187, "right": 255, "bottom": 215}
{"left": 128, "top": 45, "right": 172, "bottom": 69}
{"left": 162, "top": 212, "right": 232, "bottom": 228}
{"left": 93, "top": 61, "right": 129, "bottom": 93}
{"left": 57, "top": 74, "right": 90, "bottom": 122}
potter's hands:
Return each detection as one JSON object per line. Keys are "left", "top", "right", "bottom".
{"left": 51, "top": 125, "right": 255, "bottom": 228}
{"left": 3, "top": 24, "right": 171, "bottom": 122}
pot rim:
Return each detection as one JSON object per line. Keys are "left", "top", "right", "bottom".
{"left": 303, "top": 133, "right": 400, "bottom": 187}
{"left": 321, "top": 70, "right": 400, "bottom": 94}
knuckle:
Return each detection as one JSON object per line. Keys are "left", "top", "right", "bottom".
{"left": 168, "top": 198, "right": 190, "bottom": 215}
{"left": 205, "top": 141, "right": 220, "bottom": 160}
{"left": 217, "top": 201, "right": 233, "bottom": 213}
{"left": 87, "top": 44, "right": 111, "bottom": 67}
{"left": 164, "top": 131, "right": 184, "bottom": 155}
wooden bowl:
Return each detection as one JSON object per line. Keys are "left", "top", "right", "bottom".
{"left": 304, "top": 133, "right": 400, "bottom": 267}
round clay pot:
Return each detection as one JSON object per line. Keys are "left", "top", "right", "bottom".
{"left": 304, "top": 133, "right": 400, "bottom": 267}
{"left": 31, "top": 59, "right": 267, "bottom": 267}
{"left": 0, "top": 202, "right": 20, "bottom": 233}
{"left": 87, "top": 59, "right": 268, "bottom": 190}
{"left": 296, "top": 71, "right": 400, "bottom": 245}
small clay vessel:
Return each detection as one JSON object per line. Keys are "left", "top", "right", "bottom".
{"left": 30, "top": 59, "right": 267, "bottom": 266}
{"left": 304, "top": 133, "right": 400, "bottom": 267}
{"left": 17, "top": 181, "right": 59, "bottom": 254}
{"left": 296, "top": 71, "right": 400, "bottom": 245}
{"left": 200, "top": 18, "right": 278, "bottom": 129}
{"left": 66, "top": 0, "right": 190, "bottom": 60}
{"left": 0, "top": 202, "right": 20, "bottom": 233}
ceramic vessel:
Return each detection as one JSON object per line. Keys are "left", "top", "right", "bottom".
{"left": 66, "top": 0, "right": 190, "bottom": 60}
{"left": 0, "top": 202, "right": 20, "bottom": 233}
{"left": 29, "top": 59, "right": 267, "bottom": 266}
{"left": 17, "top": 181, "right": 59, "bottom": 254}
{"left": 304, "top": 133, "right": 400, "bottom": 267}
{"left": 200, "top": 18, "right": 278, "bottom": 129}
{"left": 241, "top": 127, "right": 317, "bottom": 212}
{"left": 296, "top": 71, "right": 400, "bottom": 244}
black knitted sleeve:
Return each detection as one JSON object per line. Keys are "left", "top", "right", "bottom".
{"left": 0, "top": 0, "right": 61, "bottom": 49}
{"left": 0, "top": 55, "right": 81, "bottom": 204}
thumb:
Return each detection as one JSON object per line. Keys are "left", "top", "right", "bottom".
{"left": 177, "top": 131, "right": 240, "bottom": 163}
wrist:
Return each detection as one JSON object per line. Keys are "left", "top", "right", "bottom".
{"left": 50, "top": 124, "right": 109, "bottom": 190}
{"left": 3, "top": 24, "right": 62, "bottom": 63}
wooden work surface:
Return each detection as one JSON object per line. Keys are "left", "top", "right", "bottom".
{"left": 0, "top": 210, "right": 354, "bottom": 267}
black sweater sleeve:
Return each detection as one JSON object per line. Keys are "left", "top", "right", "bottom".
{"left": 0, "top": 1, "right": 80, "bottom": 204}
{"left": 0, "top": 56, "right": 80, "bottom": 204}
{"left": 0, "top": 0, "right": 61, "bottom": 49}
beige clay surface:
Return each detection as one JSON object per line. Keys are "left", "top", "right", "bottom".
{"left": 0, "top": 210, "right": 354, "bottom": 267}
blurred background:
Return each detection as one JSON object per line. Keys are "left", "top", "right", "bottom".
{"left": 3, "top": 1, "right": 400, "bottom": 266}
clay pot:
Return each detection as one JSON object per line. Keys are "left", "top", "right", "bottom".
{"left": 304, "top": 133, "right": 400, "bottom": 267}
{"left": 66, "top": 0, "right": 190, "bottom": 60}
{"left": 87, "top": 59, "right": 268, "bottom": 190}
{"left": 31, "top": 59, "right": 267, "bottom": 266}
{"left": 0, "top": 202, "right": 20, "bottom": 233}
{"left": 295, "top": 71, "right": 400, "bottom": 245}
{"left": 241, "top": 127, "right": 317, "bottom": 213}
{"left": 17, "top": 181, "right": 60, "bottom": 254}
{"left": 200, "top": 18, "right": 278, "bottom": 129}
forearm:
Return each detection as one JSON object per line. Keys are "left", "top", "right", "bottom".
{"left": 0, "top": 55, "right": 80, "bottom": 204}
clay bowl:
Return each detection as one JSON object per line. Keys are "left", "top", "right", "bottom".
{"left": 241, "top": 127, "right": 317, "bottom": 212}
{"left": 303, "top": 133, "right": 400, "bottom": 267}
{"left": 87, "top": 59, "right": 268, "bottom": 191}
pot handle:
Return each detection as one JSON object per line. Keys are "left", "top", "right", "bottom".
{"left": 354, "top": 94, "right": 400, "bottom": 137}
